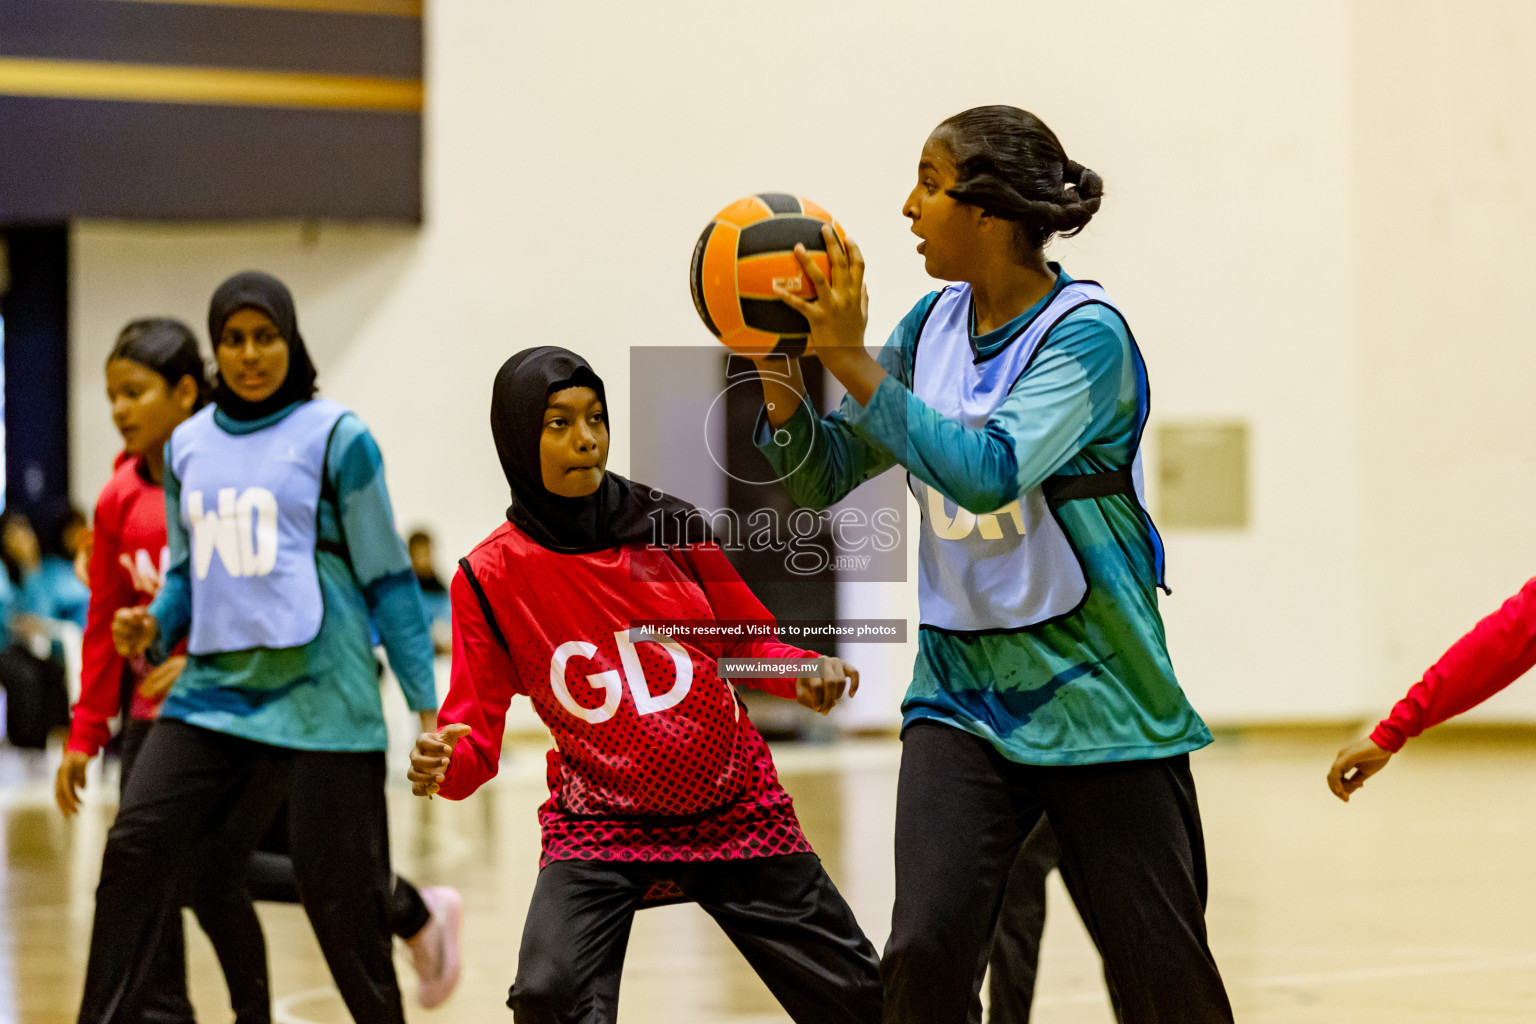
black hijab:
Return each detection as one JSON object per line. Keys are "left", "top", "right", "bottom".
{"left": 207, "top": 271, "right": 319, "bottom": 421}
{"left": 492, "top": 347, "right": 710, "bottom": 553}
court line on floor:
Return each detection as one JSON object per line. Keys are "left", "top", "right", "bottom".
{"left": 273, "top": 952, "right": 431, "bottom": 1024}
{"left": 273, "top": 986, "right": 338, "bottom": 1024}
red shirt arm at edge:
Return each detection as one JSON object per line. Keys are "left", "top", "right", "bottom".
{"left": 680, "top": 543, "right": 818, "bottom": 700}
{"left": 1371, "top": 576, "right": 1536, "bottom": 752}
{"left": 68, "top": 485, "right": 133, "bottom": 757}
{"left": 436, "top": 566, "right": 525, "bottom": 800}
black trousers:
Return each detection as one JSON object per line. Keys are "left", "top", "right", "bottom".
{"left": 119, "top": 720, "right": 272, "bottom": 1024}
{"left": 78, "top": 720, "right": 404, "bottom": 1024}
{"left": 0, "top": 642, "right": 70, "bottom": 748}
{"left": 883, "top": 722, "right": 1232, "bottom": 1024}
{"left": 510, "top": 853, "right": 882, "bottom": 1024}
{"left": 247, "top": 848, "right": 431, "bottom": 939}
{"left": 968, "top": 817, "right": 1123, "bottom": 1024}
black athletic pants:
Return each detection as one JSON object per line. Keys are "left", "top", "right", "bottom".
{"left": 119, "top": 719, "right": 271, "bottom": 1024}
{"left": 116, "top": 726, "right": 431, "bottom": 1024}
{"left": 78, "top": 720, "right": 404, "bottom": 1024}
{"left": 247, "top": 837, "right": 431, "bottom": 939}
{"left": 968, "top": 817, "right": 1123, "bottom": 1024}
{"left": 884, "top": 722, "right": 1232, "bottom": 1024}
{"left": 510, "top": 852, "right": 882, "bottom": 1024}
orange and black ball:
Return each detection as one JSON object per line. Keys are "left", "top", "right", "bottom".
{"left": 689, "top": 193, "right": 844, "bottom": 357}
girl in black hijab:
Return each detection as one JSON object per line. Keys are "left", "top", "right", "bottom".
{"left": 490, "top": 345, "right": 710, "bottom": 552}
{"left": 206, "top": 271, "right": 318, "bottom": 420}
{"left": 408, "top": 346, "right": 882, "bottom": 1024}
{"left": 78, "top": 271, "right": 456, "bottom": 1024}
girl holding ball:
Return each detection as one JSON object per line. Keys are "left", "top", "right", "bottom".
{"left": 752, "top": 105, "right": 1234, "bottom": 1023}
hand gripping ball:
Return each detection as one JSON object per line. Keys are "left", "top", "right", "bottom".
{"left": 689, "top": 193, "right": 845, "bottom": 357}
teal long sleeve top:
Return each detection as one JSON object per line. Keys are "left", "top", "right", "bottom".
{"left": 150, "top": 403, "right": 438, "bottom": 752}
{"left": 755, "top": 268, "right": 1210, "bottom": 765}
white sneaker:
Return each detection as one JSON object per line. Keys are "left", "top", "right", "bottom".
{"left": 406, "top": 886, "right": 463, "bottom": 1008}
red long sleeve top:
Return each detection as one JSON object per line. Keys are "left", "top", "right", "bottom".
{"left": 438, "top": 522, "right": 816, "bottom": 865}
{"left": 1371, "top": 576, "right": 1536, "bottom": 752}
{"left": 68, "top": 455, "right": 180, "bottom": 757}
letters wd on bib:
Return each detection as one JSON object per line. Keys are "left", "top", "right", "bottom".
{"left": 170, "top": 398, "right": 347, "bottom": 655}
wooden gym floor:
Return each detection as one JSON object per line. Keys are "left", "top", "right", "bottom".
{"left": 3, "top": 727, "right": 1536, "bottom": 1023}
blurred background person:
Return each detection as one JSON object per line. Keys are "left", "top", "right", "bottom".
{"left": 407, "top": 528, "right": 451, "bottom": 655}
{"left": 54, "top": 506, "right": 90, "bottom": 596}
{"left": 0, "top": 509, "right": 82, "bottom": 747}
{"left": 3, "top": 507, "right": 89, "bottom": 630}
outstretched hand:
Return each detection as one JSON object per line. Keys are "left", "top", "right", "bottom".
{"left": 796, "top": 657, "right": 860, "bottom": 715}
{"left": 1327, "top": 737, "right": 1394, "bottom": 802}
{"left": 408, "top": 723, "right": 473, "bottom": 797}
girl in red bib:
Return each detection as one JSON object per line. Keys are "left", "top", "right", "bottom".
{"left": 409, "top": 346, "right": 881, "bottom": 1023}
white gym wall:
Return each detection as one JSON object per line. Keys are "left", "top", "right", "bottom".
{"left": 66, "top": 0, "right": 1536, "bottom": 727}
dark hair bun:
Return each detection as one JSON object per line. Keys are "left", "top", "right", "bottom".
{"left": 937, "top": 105, "right": 1104, "bottom": 260}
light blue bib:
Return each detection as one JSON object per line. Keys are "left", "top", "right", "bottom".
{"left": 169, "top": 399, "right": 348, "bottom": 655}
{"left": 910, "top": 281, "right": 1147, "bottom": 633}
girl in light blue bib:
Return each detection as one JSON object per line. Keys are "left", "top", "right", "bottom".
{"left": 77, "top": 272, "right": 451, "bottom": 1024}
{"left": 749, "top": 106, "right": 1232, "bottom": 1023}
